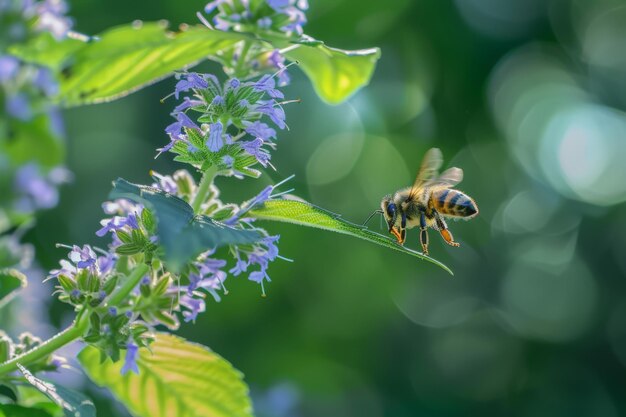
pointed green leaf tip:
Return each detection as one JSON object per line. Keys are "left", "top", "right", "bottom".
{"left": 17, "top": 363, "right": 96, "bottom": 417}
{"left": 285, "top": 44, "right": 381, "bottom": 105}
{"left": 249, "top": 199, "right": 453, "bottom": 274}
{"left": 0, "top": 269, "right": 27, "bottom": 309}
{"left": 78, "top": 333, "right": 253, "bottom": 417}
{"left": 109, "top": 178, "right": 261, "bottom": 272}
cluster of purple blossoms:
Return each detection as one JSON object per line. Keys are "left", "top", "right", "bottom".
{"left": 159, "top": 71, "right": 293, "bottom": 173}
{"left": 204, "top": 0, "right": 308, "bottom": 37}
{"left": 12, "top": 163, "right": 71, "bottom": 213}
{"left": 1, "top": 0, "right": 72, "bottom": 217}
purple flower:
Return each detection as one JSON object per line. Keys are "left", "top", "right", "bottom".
{"left": 269, "top": 50, "right": 290, "bottom": 86}
{"left": 174, "top": 97, "right": 203, "bottom": 113}
{"left": 211, "top": 95, "right": 225, "bottom": 106}
{"left": 34, "top": 0, "right": 73, "bottom": 39}
{"left": 174, "top": 73, "right": 208, "bottom": 99}
{"left": 241, "top": 138, "right": 271, "bottom": 167}
{"left": 14, "top": 163, "right": 59, "bottom": 211}
{"left": 69, "top": 245, "right": 97, "bottom": 269}
{"left": 0, "top": 55, "right": 19, "bottom": 82}
{"left": 257, "top": 17, "right": 272, "bottom": 29}
{"left": 165, "top": 111, "right": 199, "bottom": 139}
{"left": 206, "top": 121, "right": 224, "bottom": 152}
{"left": 229, "top": 78, "right": 240, "bottom": 89}
{"left": 6, "top": 93, "right": 32, "bottom": 120}
{"left": 267, "top": 0, "right": 290, "bottom": 11}
{"left": 222, "top": 155, "right": 235, "bottom": 168}
{"left": 151, "top": 172, "right": 178, "bottom": 194}
{"left": 229, "top": 256, "right": 248, "bottom": 276}
{"left": 96, "top": 216, "right": 127, "bottom": 237}
{"left": 244, "top": 121, "right": 276, "bottom": 141}
{"left": 256, "top": 101, "right": 286, "bottom": 129}
{"left": 121, "top": 343, "right": 140, "bottom": 375}
{"left": 49, "top": 259, "right": 77, "bottom": 279}
{"left": 204, "top": 0, "right": 226, "bottom": 13}
{"left": 254, "top": 74, "right": 284, "bottom": 99}
{"left": 180, "top": 295, "right": 206, "bottom": 323}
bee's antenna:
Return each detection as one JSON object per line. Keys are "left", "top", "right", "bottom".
{"left": 363, "top": 209, "right": 383, "bottom": 227}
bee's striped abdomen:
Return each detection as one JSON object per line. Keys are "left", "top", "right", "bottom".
{"left": 432, "top": 189, "right": 478, "bottom": 218}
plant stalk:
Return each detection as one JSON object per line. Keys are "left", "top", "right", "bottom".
{"left": 107, "top": 263, "right": 150, "bottom": 306}
{"left": 191, "top": 165, "right": 218, "bottom": 214}
{"left": 0, "top": 309, "right": 89, "bottom": 376}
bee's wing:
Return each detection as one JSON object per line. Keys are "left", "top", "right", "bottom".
{"left": 408, "top": 148, "right": 443, "bottom": 199}
{"left": 428, "top": 167, "right": 463, "bottom": 188}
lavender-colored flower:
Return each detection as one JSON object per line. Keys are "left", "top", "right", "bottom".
{"left": 206, "top": 121, "right": 224, "bottom": 152}
{"left": 14, "top": 163, "right": 59, "bottom": 211}
{"left": 165, "top": 111, "right": 199, "bottom": 139}
{"left": 222, "top": 155, "right": 235, "bottom": 168}
{"left": 151, "top": 171, "right": 178, "bottom": 194}
{"left": 241, "top": 138, "right": 271, "bottom": 167}
{"left": 121, "top": 342, "right": 140, "bottom": 375}
{"left": 268, "top": 50, "right": 290, "bottom": 86}
{"left": 267, "top": 0, "right": 290, "bottom": 11}
{"left": 96, "top": 216, "right": 127, "bottom": 237}
{"left": 229, "top": 78, "right": 240, "bottom": 89}
{"left": 256, "top": 101, "right": 286, "bottom": 129}
{"left": 244, "top": 121, "right": 277, "bottom": 141}
{"left": 204, "top": 0, "right": 227, "bottom": 13}
{"left": 0, "top": 55, "right": 19, "bottom": 82}
{"left": 69, "top": 245, "right": 97, "bottom": 269}
{"left": 174, "top": 97, "right": 203, "bottom": 113}
{"left": 49, "top": 259, "right": 77, "bottom": 279}
{"left": 257, "top": 17, "right": 272, "bottom": 29}
{"left": 254, "top": 74, "right": 284, "bottom": 99}
{"left": 211, "top": 95, "right": 225, "bottom": 106}
{"left": 180, "top": 295, "right": 206, "bottom": 323}
{"left": 33, "top": 0, "right": 73, "bottom": 39}
{"left": 174, "top": 73, "right": 208, "bottom": 99}
{"left": 6, "top": 93, "right": 32, "bottom": 120}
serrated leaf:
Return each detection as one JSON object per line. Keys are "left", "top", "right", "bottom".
{"left": 0, "top": 269, "right": 27, "bottom": 309}
{"left": 284, "top": 44, "right": 381, "bottom": 104}
{"left": 11, "top": 22, "right": 380, "bottom": 107}
{"left": 16, "top": 364, "right": 96, "bottom": 417}
{"left": 109, "top": 178, "right": 261, "bottom": 272}
{"left": 14, "top": 23, "right": 246, "bottom": 106}
{"left": 78, "top": 333, "right": 252, "bottom": 417}
{"left": 249, "top": 199, "right": 452, "bottom": 274}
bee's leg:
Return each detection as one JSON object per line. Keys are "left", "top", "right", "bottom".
{"left": 390, "top": 226, "right": 402, "bottom": 243}
{"left": 400, "top": 212, "right": 407, "bottom": 244}
{"left": 419, "top": 212, "right": 429, "bottom": 255}
{"left": 435, "top": 213, "right": 460, "bottom": 247}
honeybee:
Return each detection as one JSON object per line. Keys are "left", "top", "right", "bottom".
{"left": 366, "top": 148, "right": 479, "bottom": 255}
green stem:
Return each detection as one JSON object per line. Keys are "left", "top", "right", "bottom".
{"left": 107, "top": 263, "right": 150, "bottom": 307}
{"left": 234, "top": 41, "right": 252, "bottom": 78}
{"left": 191, "top": 165, "right": 218, "bottom": 214}
{"left": 0, "top": 309, "right": 90, "bottom": 376}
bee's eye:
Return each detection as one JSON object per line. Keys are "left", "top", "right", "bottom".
{"left": 386, "top": 203, "right": 396, "bottom": 217}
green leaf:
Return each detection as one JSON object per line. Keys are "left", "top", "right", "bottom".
{"left": 0, "top": 404, "right": 54, "bottom": 417}
{"left": 284, "top": 43, "right": 381, "bottom": 104}
{"left": 29, "top": 23, "right": 244, "bottom": 106}
{"left": 16, "top": 364, "right": 96, "bottom": 417}
{"left": 8, "top": 32, "right": 85, "bottom": 71}
{"left": 78, "top": 333, "right": 252, "bottom": 417}
{"left": 0, "top": 269, "right": 27, "bottom": 309}
{"left": 109, "top": 178, "right": 261, "bottom": 272}
{"left": 249, "top": 199, "right": 453, "bottom": 274}
{"left": 11, "top": 21, "right": 380, "bottom": 106}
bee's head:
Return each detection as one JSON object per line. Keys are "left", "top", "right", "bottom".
{"left": 381, "top": 195, "right": 398, "bottom": 231}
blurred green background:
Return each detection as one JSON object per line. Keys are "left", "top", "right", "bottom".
{"left": 17, "top": 0, "right": 626, "bottom": 415}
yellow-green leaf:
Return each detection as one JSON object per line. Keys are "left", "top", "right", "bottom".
{"left": 249, "top": 199, "right": 452, "bottom": 274}
{"left": 285, "top": 44, "right": 381, "bottom": 104}
{"left": 78, "top": 333, "right": 252, "bottom": 417}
